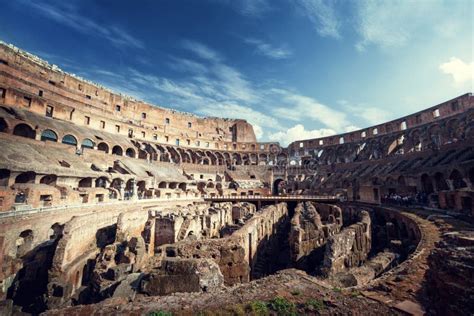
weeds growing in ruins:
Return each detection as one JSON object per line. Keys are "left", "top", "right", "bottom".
{"left": 247, "top": 300, "right": 269, "bottom": 315}
{"left": 148, "top": 311, "right": 173, "bottom": 316}
{"left": 305, "top": 298, "right": 325, "bottom": 311}
{"left": 269, "top": 297, "right": 297, "bottom": 316}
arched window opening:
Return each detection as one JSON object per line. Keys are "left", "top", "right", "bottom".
{"left": 17, "top": 229, "right": 34, "bottom": 258}
{"left": 112, "top": 145, "right": 123, "bottom": 156}
{"left": 62, "top": 134, "right": 77, "bottom": 146}
{"left": 450, "top": 169, "right": 467, "bottom": 189}
{"left": 13, "top": 123, "right": 36, "bottom": 139}
{"left": 158, "top": 182, "right": 167, "bottom": 188}
{"left": 434, "top": 172, "right": 449, "bottom": 191}
{"left": 0, "top": 169, "right": 10, "bottom": 186}
{"left": 179, "top": 183, "right": 186, "bottom": 191}
{"left": 95, "top": 177, "right": 108, "bottom": 188}
{"left": 40, "top": 129, "right": 58, "bottom": 142}
{"left": 421, "top": 174, "right": 434, "bottom": 194}
{"left": 78, "top": 177, "right": 93, "bottom": 188}
{"left": 126, "top": 148, "right": 136, "bottom": 158}
{"left": 81, "top": 139, "right": 95, "bottom": 149}
{"left": 0, "top": 118, "right": 8, "bottom": 133}
{"left": 40, "top": 174, "right": 57, "bottom": 185}
{"left": 15, "top": 171, "right": 36, "bottom": 184}
{"left": 97, "top": 142, "right": 109, "bottom": 153}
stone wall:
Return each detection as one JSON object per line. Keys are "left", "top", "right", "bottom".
{"left": 322, "top": 210, "right": 371, "bottom": 276}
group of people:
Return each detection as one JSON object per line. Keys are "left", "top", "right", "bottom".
{"left": 382, "top": 192, "right": 430, "bottom": 206}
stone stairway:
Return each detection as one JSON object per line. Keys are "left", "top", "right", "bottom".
{"left": 177, "top": 217, "right": 192, "bottom": 240}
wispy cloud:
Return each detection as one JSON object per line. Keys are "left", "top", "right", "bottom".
{"left": 181, "top": 40, "right": 222, "bottom": 62}
{"left": 272, "top": 89, "right": 350, "bottom": 131}
{"left": 294, "top": 0, "right": 341, "bottom": 38}
{"left": 17, "top": 0, "right": 143, "bottom": 49}
{"left": 439, "top": 57, "right": 474, "bottom": 88}
{"left": 338, "top": 100, "right": 392, "bottom": 126}
{"left": 268, "top": 124, "right": 336, "bottom": 146}
{"left": 244, "top": 38, "right": 292, "bottom": 60}
{"left": 354, "top": 0, "right": 468, "bottom": 51}
{"left": 213, "top": 0, "right": 271, "bottom": 17}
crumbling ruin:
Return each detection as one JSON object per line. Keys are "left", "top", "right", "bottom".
{"left": 0, "top": 42, "right": 473, "bottom": 315}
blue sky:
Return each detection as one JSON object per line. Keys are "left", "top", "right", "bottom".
{"left": 1, "top": 0, "right": 472, "bottom": 145}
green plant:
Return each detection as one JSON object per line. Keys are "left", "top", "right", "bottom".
{"left": 332, "top": 287, "right": 342, "bottom": 293}
{"left": 306, "top": 298, "right": 325, "bottom": 311}
{"left": 248, "top": 300, "right": 269, "bottom": 316}
{"left": 351, "top": 290, "right": 361, "bottom": 297}
{"left": 269, "top": 297, "right": 297, "bottom": 316}
{"left": 148, "top": 311, "right": 173, "bottom": 316}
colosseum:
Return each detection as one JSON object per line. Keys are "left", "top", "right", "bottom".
{"left": 0, "top": 42, "right": 473, "bottom": 316}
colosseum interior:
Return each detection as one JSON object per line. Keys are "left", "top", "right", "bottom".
{"left": 0, "top": 42, "right": 473, "bottom": 316}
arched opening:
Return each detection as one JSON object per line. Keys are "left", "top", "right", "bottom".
{"left": 137, "top": 180, "right": 146, "bottom": 198}
{"left": 434, "top": 172, "right": 449, "bottom": 191}
{"left": 15, "top": 171, "right": 36, "bottom": 184}
{"left": 169, "top": 182, "right": 177, "bottom": 189}
{"left": 421, "top": 174, "right": 434, "bottom": 193}
{"left": 40, "top": 129, "right": 58, "bottom": 142}
{"left": 0, "top": 117, "right": 8, "bottom": 133}
{"left": 81, "top": 139, "right": 95, "bottom": 150}
{"left": 206, "top": 182, "right": 214, "bottom": 189}
{"left": 126, "top": 148, "right": 136, "bottom": 158}
{"left": 158, "top": 182, "right": 167, "bottom": 189}
{"left": 78, "top": 177, "right": 93, "bottom": 188}
{"left": 61, "top": 134, "right": 77, "bottom": 146}
{"left": 112, "top": 145, "right": 123, "bottom": 156}
{"left": 273, "top": 178, "right": 284, "bottom": 195}
{"left": 16, "top": 229, "right": 34, "bottom": 258}
{"left": 450, "top": 169, "right": 467, "bottom": 189}
{"left": 0, "top": 169, "right": 10, "bottom": 186}
{"left": 469, "top": 168, "right": 474, "bottom": 185}
{"left": 95, "top": 177, "right": 108, "bottom": 188}
{"left": 13, "top": 123, "right": 35, "bottom": 139}
{"left": 179, "top": 183, "right": 187, "bottom": 191}
{"left": 97, "top": 142, "right": 109, "bottom": 153}
{"left": 40, "top": 174, "right": 57, "bottom": 185}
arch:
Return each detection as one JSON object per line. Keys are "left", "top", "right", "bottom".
{"left": 78, "top": 177, "right": 93, "bottom": 188}
{"left": 0, "top": 117, "right": 8, "bottom": 133}
{"left": 434, "top": 172, "right": 449, "bottom": 191}
{"left": 421, "top": 174, "right": 434, "bottom": 193}
{"left": 179, "top": 183, "right": 187, "bottom": 191}
{"left": 206, "top": 182, "right": 215, "bottom": 188}
{"left": 169, "top": 182, "right": 178, "bottom": 189}
{"left": 273, "top": 178, "right": 285, "bottom": 195}
{"left": 112, "top": 145, "right": 123, "bottom": 156}
{"left": 449, "top": 169, "right": 467, "bottom": 189}
{"left": 81, "top": 138, "right": 95, "bottom": 149}
{"left": 13, "top": 123, "right": 36, "bottom": 139}
{"left": 15, "top": 171, "right": 36, "bottom": 184}
{"left": 40, "top": 129, "right": 58, "bottom": 142}
{"left": 95, "top": 177, "right": 108, "bottom": 188}
{"left": 126, "top": 148, "right": 136, "bottom": 158}
{"left": 110, "top": 178, "right": 124, "bottom": 191}
{"left": 61, "top": 134, "right": 77, "bottom": 146}
{"left": 40, "top": 174, "right": 57, "bottom": 185}
{"left": 97, "top": 142, "right": 109, "bottom": 153}
{"left": 158, "top": 181, "right": 167, "bottom": 189}
{"left": 0, "top": 169, "right": 10, "bottom": 186}
{"left": 17, "top": 229, "right": 34, "bottom": 258}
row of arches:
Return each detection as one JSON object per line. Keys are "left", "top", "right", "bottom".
{"left": 1, "top": 118, "right": 285, "bottom": 165}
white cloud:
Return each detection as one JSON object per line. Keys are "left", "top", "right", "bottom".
{"left": 267, "top": 124, "right": 336, "bottom": 146}
{"left": 339, "top": 99, "right": 392, "bottom": 126}
{"left": 272, "top": 90, "right": 350, "bottom": 131}
{"left": 181, "top": 40, "right": 221, "bottom": 62}
{"left": 439, "top": 57, "right": 474, "bottom": 87}
{"left": 295, "top": 0, "right": 340, "bottom": 38}
{"left": 244, "top": 38, "right": 292, "bottom": 60}
{"left": 354, "top": 0, "right": 468, "bottom": 51}
{"left": 18, "top": 0, "right": 143, "bottom": 49}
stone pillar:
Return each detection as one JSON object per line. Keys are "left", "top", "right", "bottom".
{"left": 119, "top": 182, "right": 125, "bottom": 200}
